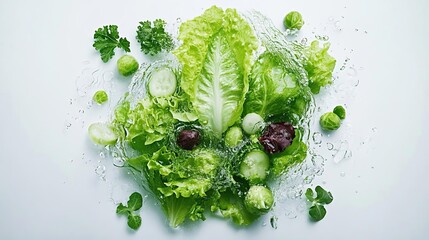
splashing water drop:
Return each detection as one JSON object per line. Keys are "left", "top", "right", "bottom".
{"left": 270, "top": 216, "right": 278, "bottom": 229}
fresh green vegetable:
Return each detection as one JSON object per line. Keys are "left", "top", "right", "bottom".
{"left": 93, "top": 25, "right": 130, "bottom": 62}
{"left": 224, "top": 126, "right": 243, "bottom": 147}
{"left": 271, "top": 133, "right": 308, "bottom": 176}
{"left": 319, "top": 112, "right": 341, "bottom": 131}
{"left": 305, "top": 186, "right": 333, "bottom": 221}
{"left": 117, "top": 55, "right": 139, "bottom": 76}
{"left": 243, "top": 52, "right": 303, "bottom": 118}
{"left": 242, "top": 113, "right": 265, "bottom": 135}
{"left": 148, "top": 68, "right": 177, "bottom": 97}
{"left": 93, "top": 90, "right": 108, "bottom": 104}
{"left": 244, "top": 185, "right": 274, "bottom": 215}
{"left": 284, "top": 11, "right": 304, "bottom": 30}
{"left": 174, "top": 6, "right": 258, "bottom": 138}
{"left": 116, "top": 192, "right": 143, "bottom": 230}
{"left": 136, "top": 19, "right": 174, "bottom": 56}
{"left": 333, "top": 105, "right": 346, "bottom": 119}
{"left": 88, "top": 122, "right": 118, "bottom": 145}
{"left": 87, "top": 6, "right": 341, "bottom": 229}
{"left": 304, "top": 40, "right": 336, "bottom": 94}
{"left": 239, "top": 150, "right": 270, "bottom": 184}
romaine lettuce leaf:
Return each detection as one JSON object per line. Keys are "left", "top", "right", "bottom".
{"left": 174, "top": 6, "right": 258, "bottom": 137}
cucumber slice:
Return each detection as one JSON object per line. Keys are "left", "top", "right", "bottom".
{"left": 88, "top": 122, "right": 118, "bottom": 145}
{"left": 239, "top": 150, "right": 270, "bottom": 184}
{"left": 148, "top": 68, "right": 177, "bottom": 97}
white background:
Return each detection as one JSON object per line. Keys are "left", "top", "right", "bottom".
{"left": 1, "top": 0, "right": 428, "bottom": 239}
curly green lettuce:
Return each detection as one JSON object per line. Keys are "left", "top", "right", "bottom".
{"left": 304, "top": 40, "right": 336, "bottom": 94}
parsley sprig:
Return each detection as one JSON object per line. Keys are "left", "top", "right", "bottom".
{"left": 136, "top": 19, "right": 174, "bottom": 56}
{"left": 93, "top": 25, "right": 130, "bottom": 62}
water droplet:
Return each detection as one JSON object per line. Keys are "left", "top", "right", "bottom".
{"left": 270, "top": 216, "right": 278, "bottom": 229}
{"left": 334, "top": 21, "right": 343, "bottom": 31}
{"left": 340, "top": 172, "right": 346, "bottom": 177}
{"left": 340, "top": 66, "right": 346, "bottom": 71}
{"left": 285, "top": 210, "right": 297, "bottom": 219}
{"left": 333, "top": 141, "right": 351, "bottom": 163}
{"left": 312, "top": 132, "right": 322, "bottom": 144}
{"left": 113, "top": 157, "right": 125, "bottom": 167}
{"left": 353, "top": 79, "right": 360, "bottom": 87}
{"left": 301, "top": 38, "right": 308, "bottom": 45}
{"left": 326, "top": 142, "right": 334, "bottom": 150}
{"left": 176, "top": 17, "right": 182, "bottom": 23}
{"left": 99, "top": 152, "right": 105, "bottom": 159}
{"left": 296, "top": 202, "right": 307, "bottom": 213}
{"left": 95, "top": 165, "right": 106, "bottom": 180}
{"left": 347, "top": 67, "right": 357, "bottom": 77}
{"left": 355, "top": 28, "right": 359, "bottom": 32}
{"left": 371, "top": 127, "right": 378, "bottom": 133}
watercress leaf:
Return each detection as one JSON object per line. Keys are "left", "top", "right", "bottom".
{"left": 309, "top": 204, "right": 326, "bottom": 221}
{"left": 315, "top": 186, "right": 333, "bottom": 204}
{"left": 127, "top": 214, "right": 142, "bottom": 230}
{"left": 305, "top": 188, "right": 315, "bottom": 202}
{"left": 127, "top": 192, "right": 143, "bottom": 211}
{"left": 116, "top": 203, "right": 129, "bottom": 215}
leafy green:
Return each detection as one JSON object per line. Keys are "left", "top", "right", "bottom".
{"left": 304, "top": 40, "right": 336, "bottom": 94}
{"left": 136, "top": 19, "right": 174, "bottom": 56}
{"left": 243, "top": 52, "right": 303, "bottom": 118}
{"left": 174, "top": 6, "right": 258, "bottom": 138}
{"left": 217, "top": 191, "right": 258, "bottom": 225}
{"left": 116, "top": 192, "right": 143, "bottom": 230}
{"left": 113, "top": 98, "right": 176, "bottom": 143}
{"left": 305, "top": 186, "right": 333, "bottom": 221}
{"left": 93, "top": 25, "right": 130, "bottom": 62}
{"left": 271, "top": 130, "right": 308, "bottom": 176}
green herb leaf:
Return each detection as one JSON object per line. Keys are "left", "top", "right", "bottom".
{"left": 136, "top": 19, "right": 174, "bottom": 56}
{"left": 116, "top": 192, "right": 143, "bottom": 230}
{"left": 305, "top": 188, "right": 315, "bottom": 202}
{"left": 127, "top": 214, "right": 142, "bottom": 230}
{"left": 127, "top": 192, "right": 143, "bottom": 211}
{"left": 315, "top": 186, "right": 333, "bottom": 204}
{"left": 116, "top": 203, "right": 129, "bottom": 215}
{"left": 309, "top": 204, "right": 326, "bottom": 221}
{"left": 93, "top": 25, "right": 130, "bottom": 62}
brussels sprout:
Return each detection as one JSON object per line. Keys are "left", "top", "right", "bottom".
{"left": 244, "top": 185, "right": 274, "bottom": 215}
{"left": 319, "top": 112, "right": 341, "bottom": 131}
{"left": 117, "top": 55, "right": 139, "bottom": 76}
{"left": 242, "top": 113, "right": 264, "bottom": 135}
{"left": 225, "top": 126, "right": 243, "bottom": 147}
{"left": 93, "top": 90, "right": 108, "bottom": 104}
{"left": 283, "top": 11, "right": 304, "bottom": 30}
{"left": 333, "top": 105, "right": 346, "bottom": 119}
